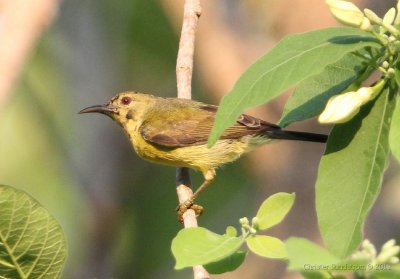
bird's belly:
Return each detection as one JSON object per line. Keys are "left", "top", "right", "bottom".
{"left": 131, "top": 135, "right": 251, "bottom": 173}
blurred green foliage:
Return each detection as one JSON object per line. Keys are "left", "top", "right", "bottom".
{"left": 2, "top": 0, "right": 398, "bottom": 278}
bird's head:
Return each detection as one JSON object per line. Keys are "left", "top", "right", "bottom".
{"left": 79, "top": 91, "right": 155, "bottom": 127}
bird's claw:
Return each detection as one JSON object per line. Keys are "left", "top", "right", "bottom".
{"left": 176, "top": 199, "right": 203, "bottom": 223}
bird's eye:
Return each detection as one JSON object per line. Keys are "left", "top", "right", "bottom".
{"left": 121, "top": 96, "right": 132, "bottom": 105}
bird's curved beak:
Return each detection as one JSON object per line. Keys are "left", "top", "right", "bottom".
{"left": 79, "top": 104, "right": 118, "bottom": 115}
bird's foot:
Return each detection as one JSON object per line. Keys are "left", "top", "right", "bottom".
{"left": 176, "top": 199, "right": 203, "bottom": 223}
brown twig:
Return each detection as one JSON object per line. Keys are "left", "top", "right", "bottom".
{"left": 176, "top": 0, "right": 201, "bottom": 100}
{"left": 175, "top": 0, "right": 210, "bottom": 278}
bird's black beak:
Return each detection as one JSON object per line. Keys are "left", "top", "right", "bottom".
{"left": 79, "top": 104, "right": 117, "bottom": 115}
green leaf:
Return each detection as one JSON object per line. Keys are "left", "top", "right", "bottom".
{"left": 225, "top": 226, "right": 238, "bottom": 237}
{"left": 171, "top": 227, "right": 245, "bottom": 269}
{"left": 255, "top": 192, "right": 295, "bottom": 230}
{"left": 285, "top": 238, "right": 369, "bottom": 275}
{"left": 389, "top": 95, "right": 400, "bottom": 162}
{"left": 0, "top": 185, "right": 67, "bottom": 279}
{"left": 316, "top": 84, "right": 396, "bottom": 258}
{"left": 371, "top": 269, "right": 400, "bottom": 279}
{"left": 330, "top": 258, "right": 369, "bottom": 272}
{"left": 394, "top": 66, "right": 400, "bottom": 87}
{"left": 204, "top": 250, "right": 246, "bottom": 274}
{"left": 279, "top": 52, "right": 372, "bottom": 127}
{"left": 246, "top": 235, "right": 286, "bottom": 259}
{"left": 300, "top": 271, "right": 332, "bottom": 279}
{"left": 209, "top": 27, "right": 380, "bottom": 146}
{"left": 285, "top": 237, "right": 339, "bottom": 270}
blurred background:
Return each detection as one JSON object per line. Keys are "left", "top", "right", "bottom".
{"left": 0, "top": 0, "right": 399, "bottom": 278}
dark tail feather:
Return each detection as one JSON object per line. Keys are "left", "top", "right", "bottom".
{"left": 266, "top": 129, "right": 328, "bottom": 143}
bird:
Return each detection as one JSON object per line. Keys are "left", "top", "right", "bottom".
{"left": 79, "top": 92, "right": 327, "bottom": 220}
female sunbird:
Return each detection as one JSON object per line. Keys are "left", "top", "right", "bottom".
{"left": 80, "top": 92, "right": 327, "bottom": 219}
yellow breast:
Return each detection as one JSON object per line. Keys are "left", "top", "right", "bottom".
{"left": 129, "top": 130, "right": 256, "bottom": 174}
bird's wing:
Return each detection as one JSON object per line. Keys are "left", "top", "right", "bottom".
{"left": 140, "top": 103, "right": 280, "bottom": 147}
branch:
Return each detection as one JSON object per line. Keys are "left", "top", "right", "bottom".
{"left": 175, "top": 0, "right": 210, "bottom": 278}
{"left": 176, "top": 0, "right": 201, "bottom": 99}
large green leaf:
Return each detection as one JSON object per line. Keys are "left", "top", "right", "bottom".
{"left": 0, "top": 185, "right": 67, "bottom": 279}
{"left": 279, "top": 51, "right": 373, "bottom": 127}
{"left": 371, "top": 269, "right": 400, "bottom": 279}
{"left": 300, "top": 271, "right": 332, "bottom": 279}
{"left": 285, "top": 237, "right": 368, "bottom": 276}
{"left": 285, "top": 237, "right": 339, "bottom": 271}
{"left": 316, "top": 84, "right": 396, "bottom": 258}
{"left": 171, "top": 227, "right": 244, "bottom": 269}
{"left": 209, "top": 27, "right": 380, "bottom": 145}
{"left": 389, "top": 95, "right": 400, "bottom": 162}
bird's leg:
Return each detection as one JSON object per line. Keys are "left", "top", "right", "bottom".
{"left": 177, "top": 169, "right": 216, "bottom": 222}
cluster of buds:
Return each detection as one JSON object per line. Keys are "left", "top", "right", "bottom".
{"left": 326, "top": 0, "right": 400, "bottom": 57}
{"left": 326, "top": 0, "right": 372, "bottom": 30}
{"left": 352, "top": 239, "right": 400, "bottom": 270}
{"left": 319, "top": 1, "right": 399, "bottom": 124}
{"left": 239, "top": 217, "right": 258, "bottom": 235}
{"left": 352, "top": 239, "right": 377, "bottom": 261}
{"left": 326, "top": 0, "right": 400, "bottom": 36}
{"left": 318, "top": 80, "right": 385, "bottom": 124}
{"left": 376, "top": 239, "right": 400, "bottom": 265}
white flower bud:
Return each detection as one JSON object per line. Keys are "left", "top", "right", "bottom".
{"left": 319, "top": 91, "right": 363, "bottom": 124}
{"left": 387, "top": 68, "right": 395, "bottom": 77}
{"left": 364, "top": 8, "right": 382, "bottom": 24}
{"left": 356, "top": 87, "right": 375, "bottom": 102}
{"left": 326, "top": 0, "right": 365, "bottom": 27}
{"left": 389, "top": 256, "right": 400, "bottom": 264}
{"left": 319, "top": 80, "right": 385, "bottom": 124}
{"left": 249, "top": 227, "right": 257, "bottom": 234}
{"left": 395, "top": 1, "right": 400, "bottom": 25}
{"left": 360, "top": 17, "right": 372, "bottom": 31}
{"left": 382, "top": 61, "right": 389, "bottom": 69}
{"left": 377, "top": 246, "right": 400, "bottom": 263}
{"left": 319, "top": 87, "right": 377, "bottom": 124}
{"left": 362, "top": 239, "right": 377, "bottom": 258}
{"left": 383, "top": 8, "right": 396, "bottom": 25}
{"left": 239, "top": 217, "right": 249, "bottom": 226}
{"left": 382, "top": 239, "right": 396, "bottom": 251}
{"left": 362, "top": 239, "right": 373, "bottom": 248}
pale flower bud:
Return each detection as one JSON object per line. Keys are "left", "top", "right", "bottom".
{"left": 239, "top": 217, "right": 249, "bottom": 226}
{"left": 377, "top": 245, "right": 400, "bottom": 263}
{"left": 326, "top": 0, "right": 365, "bottom": 27}
{"left": 318, "top": 87, "right": 375, "bottom": 124}
{"left": 249, "top": 227, "right": 257, "bottom": 234}
{"left": 319, "top": 91, "right": 362, "bottom": 124}
{"left": 360, "top": 17, "right": 372, "bottom": 31}
{"left": 383, "top": 8, "right": 396, "bottom": 26}
{"left": 389, "top": 256, "right": 400, "bottom": 264}
{"left": 395, "top": 1, "right": 400, "bottom": 25}
{"left": 352, "top": 250, "right": 369, "bottom": 260}
{"left": 382, "top": 61, "right": 390, "bottom": 69}
{"left": 362, "top": 239, "right": 377, "bottom": 258}
{"left": 364, "top": 8, "right": 382, "bottom": 24}
{"left": 356, "top": 87, "right": 375, "bottom": 102}
{"left": 387, "top": 68, "right": 396, "bottom": 77}
{"left": 382, "top": 239, "right": 396, "bottom": 251}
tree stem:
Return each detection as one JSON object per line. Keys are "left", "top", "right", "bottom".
{"left": 175, "top": 0, "right": 210, "bottom": 278}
